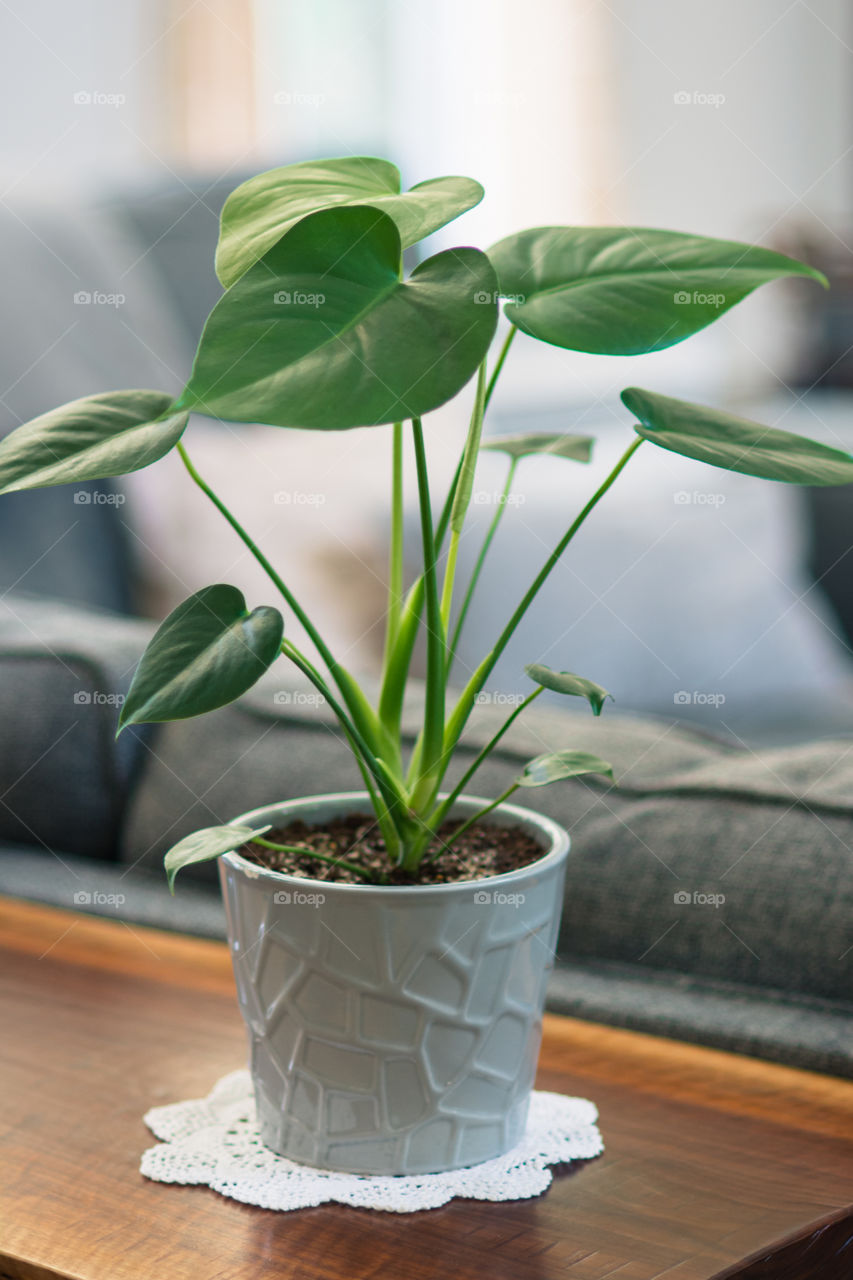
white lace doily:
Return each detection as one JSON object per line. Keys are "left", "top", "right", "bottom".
{"left": 141, "top": 1070, "right": 603, "bottom": 1213}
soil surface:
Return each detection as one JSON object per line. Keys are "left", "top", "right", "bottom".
{"left": 238, "top": 812, "right": 545, "bottom": 885}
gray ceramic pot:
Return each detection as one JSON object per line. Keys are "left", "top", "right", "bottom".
{"left": 219, "top": 791, "right": 569, "bottom": 1174}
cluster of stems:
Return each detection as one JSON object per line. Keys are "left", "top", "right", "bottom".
{"left": 176, "top": 326, "right": 641, "bottom": 876}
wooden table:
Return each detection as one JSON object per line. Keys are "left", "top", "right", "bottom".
{"left": 1, "top": 897, "right": 851, "bottom": 1280}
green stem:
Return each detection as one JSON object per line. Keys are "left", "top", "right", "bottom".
{"left": 177, "top": 443, "right": 333, "bottom": 669}
{"left": 444, "top": 437, "right": 644, "bottom": 756}
{"left": 434, "top": 455, "right": 463, "bottom": 556}
{"left": 383, "top": 422, "right": 404, "bottom": 657}
{"left": 279, "top": 639, "right": 405, "bottom": 855}
{"left": 449, "top": 456, "right": 518, "bottom": 666}
{"left": 408, "top": 417, "right": 445, "bottom": 819}
{"left": 250, "top": 837, "right": 375, "bottom": 882}
{"left": 434, "top": 327, "right": 514, "bottom": 556}
{"left": 440, "top": 360, "right": 487, "bottom": 632}
{"left": 439, "top": 531, "right": 460, "bottom": 633}
{"left": 376, "top": 331, "right": 513, "bottom": 747}
{"left": 377, "top": 437, "right": 462, "bottom": 740}
{"left": 484, "top": 326, "right": 517, "bottom": 410}
{"left": 439, "top": 783, "right": 520, "bottom": 854}
{"left": 428, "top": 685, "right": 544, "bottom": 829}
{"left": 177, "top": 442, "right": 390, "bottom": 766}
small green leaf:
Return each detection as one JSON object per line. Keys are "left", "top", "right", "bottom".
{"left": 525, "top": 663, "right": 612, "bottom": 715}
{"left": 488, "top": 226, "right": 826, "bottom": 355}
{"left": 0, "top": 390, "right": 187, "bottom": 493}
{"left": 518, "top": 750, "right": 615, "bottom": 788}
{"left": 482, "top": 432, "right": 594, "bottom": 463}
{"left": 119, "top": 585, "right": 284, "bottom": 729}
{"left": 180, "top": 205, "right": 498, "bottom": 430}
{"left": 164, "top": 823, "right": 271, "bottom": 892}
{"left": 622, "top": 386, "right": 853, "bottom": 485}
{"left": 216, "top": 155, "right": 483, "bottom": 286}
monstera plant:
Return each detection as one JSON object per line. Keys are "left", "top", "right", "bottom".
{"left": 4, "top": 157, "right": 850, "bottom": 1175}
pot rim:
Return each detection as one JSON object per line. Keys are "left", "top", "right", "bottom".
{"left": 220, "top": 790, "right": 569, "bottom": 896}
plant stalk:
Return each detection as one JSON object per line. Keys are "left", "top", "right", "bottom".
{"left": 408, "top": 417, "right": 445, "bottom": 828}
{"left": 428, "top": 685, "right": 544, "bottom": 829}
{"left": 439, "top": 783, "right": 520, "bottom": 853}
{"left": 444, "top": 437, "right": 644, "bottom": 757}
{"left": 484, "top": 326, "right": 517, "bottom": 409}
{"left": 176, "top": 442, "right": 392, "bottom": 767}
{"left": 250, "top": 836, "right": 374, "bottom": 882}
{"left": 449, "top": 455, "right": 518, "bottom": 666}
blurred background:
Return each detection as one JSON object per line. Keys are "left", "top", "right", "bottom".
{"left": 1, "top": 0, "right": 853, "bottom": 742}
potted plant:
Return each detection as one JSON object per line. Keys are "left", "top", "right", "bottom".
{"left": 3, "top": 156, "right": 852, "bottom": 1175}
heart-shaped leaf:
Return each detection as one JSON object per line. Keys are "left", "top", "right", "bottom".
{"left": 216, "top": 156, "right": 484, "bottom": 286}
{"left": 119, "top": 585, "right": 284, "bottom": 729}
{"left": 518, "top": 750, "right": 615, "bottom": 788}
{"left": 164, "top": 822, "right": 271, "bottom": 892}
{"left": 488, "top": 226, "right": 826, "bottom": 356}
{"left": 0, "top": 390, "right": 187, "bottom": 493}
{"left": 622, "top": 386, "right": 853, "bottom": 485}
{"left": 179, "top": 205, "right": 498, "bottom": 430}
{"left": 482, "top": 432, "right": 594, "bottom": 463}
{"left": 525, "top": 663, "right": 612, "bottom": 715}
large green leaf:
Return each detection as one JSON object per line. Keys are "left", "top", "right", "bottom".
{"left": 164, "top": 823, "right": 271, "bottom": 893}
{"left": 482, "top": 432, "right": 593, "bottom": 463}
{"left": 518, "top": 750, "right": 615, "bottom": 788}
{"left": 216, "top": 156, "right": 484, "bottom": 287}
{"left": 119, "top": 585, "right": 284, "bottom": 729}
{"left": 488, "top": 227, "right": 826, "bottom": 356}
{"left": 525, "top": 663, "right": 612, "bottom": 715}
{"left": 179, "top": 205, "right": 498, "bottom": 430}
{"left": 0, "top": 391, "right": 187, "bottom": 493}
{"left": 622, "top": 387, "right": 853, "bottom": 485}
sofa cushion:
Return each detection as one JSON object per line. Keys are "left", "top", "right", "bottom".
{"left": 0, "top": 595, "right": 154, "bottom": 859}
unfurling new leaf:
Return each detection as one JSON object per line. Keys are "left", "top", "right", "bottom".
{"left": 518, "top": 750, "right": 615, "bottom": 788}
{"left": 525, "top": 663, "right": 612, "bottom": 716}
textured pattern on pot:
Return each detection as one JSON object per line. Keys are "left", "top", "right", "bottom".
{"left": 219, "top": 792, "right": 570, "bottom": 1175}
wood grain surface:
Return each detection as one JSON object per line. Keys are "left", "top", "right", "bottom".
{"left": 0, "top": 896, "right": 851, "bottom": 1280}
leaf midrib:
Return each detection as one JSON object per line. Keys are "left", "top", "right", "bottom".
{"left": 131, "top": 615, "right": 260, "bottom": 719}
{"left": 2, "top": 411, "right": 183, "bottom": 489}
{"left": 509, "top": 264, "right": 799, "bottom": 306}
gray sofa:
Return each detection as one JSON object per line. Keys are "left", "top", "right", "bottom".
{"left": 1, "top": 593, "right": 850, "bottom": 1079}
